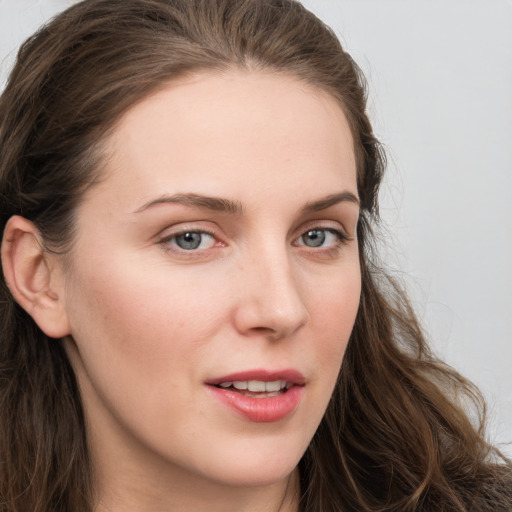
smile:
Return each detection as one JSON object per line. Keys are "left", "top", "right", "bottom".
{"left": 206, "top": 369, "right": 306, "bottom": 422}
{"left": 216, "top": 380, "right": 292, "bottom": 397}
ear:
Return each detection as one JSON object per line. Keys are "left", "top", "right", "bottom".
{"left": 1, "top": 215, "right": 71, "bottom": 338}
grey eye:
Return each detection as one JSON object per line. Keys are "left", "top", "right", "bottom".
{"left": 300, "top": 229, "right": 326, "bottom": 247}
{"left": 162, "top": 230, "right": 217, "bottom": 253}
{"left": 174, "top": 232, "right": 206, "bottom": 250}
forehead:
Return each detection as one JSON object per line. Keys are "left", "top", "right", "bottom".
{"left": 85, "top": 70, "right": 357, "bottom": 213}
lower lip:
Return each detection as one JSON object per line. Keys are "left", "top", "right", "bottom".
{"left": 207, "top": 385, "right": 304, "bottom": 423}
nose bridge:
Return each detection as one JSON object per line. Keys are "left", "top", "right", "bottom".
{"left": 233, "top": 237, "right": 309, "bottom": 339}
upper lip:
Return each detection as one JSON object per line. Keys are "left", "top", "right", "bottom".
{"left": 205, "top": 369, "right": 306, "bottom": 386}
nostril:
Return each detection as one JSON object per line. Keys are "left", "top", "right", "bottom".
{"left": 246, "top": 325, "right": 280, "bottom": 338}
{"left": 252, "top": 326, "right": 275, "bottom": 333}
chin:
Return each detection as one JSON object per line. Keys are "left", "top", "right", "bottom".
{"left": 188, "top": 437, "right": 305, "bottom": 489}
{"left": 208, "top": 463, "right": 297, "bottom": 489}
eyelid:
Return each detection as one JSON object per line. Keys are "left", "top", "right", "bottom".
{"left": 165, "top": 230, "right": 216, "bottom": 250}
{"left": 155, "top": 219, "right": 353, "bottom": 259}
{"left": 290, "top": 220, "right": 354, "bottom": 260}
{"left": 293, "top": 219, "right": 351, "bottom": 241}
{"left": 294, "top": 227, "right": 347, "bottom": 248}
{"left": 158, "top": 221, "right": 220, "bottom": 240}
{"left": 157, "top": 222, "right": 226, "bottom": 255}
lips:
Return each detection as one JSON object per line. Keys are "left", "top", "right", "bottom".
{"left": 205, "top": 369, "right": 306, "bottom": 423}
{"left": 218, "top": 379, "right": 290, "bottom": 397}
{"left": 206, "top": 369, "right": 306, "bottom": 387}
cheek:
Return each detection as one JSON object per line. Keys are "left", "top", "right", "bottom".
{"left": 310, "top": 261, "right": 361, "bottom": 374}
{"left": 66, "top": 257, "right": 229, "bottom": 375}
{"left": 312, "top": 259, "right": 361, "bottom": 326}
{"left": 62, "top": 256, "right": 233, "bottom": 450}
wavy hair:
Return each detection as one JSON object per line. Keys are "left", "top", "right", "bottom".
{"left": 0, "top": 1, "right": 511, "bottom": 510}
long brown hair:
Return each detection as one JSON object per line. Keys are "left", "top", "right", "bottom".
{"left": 0, "top": 1, "right": 510, "bottom": 510}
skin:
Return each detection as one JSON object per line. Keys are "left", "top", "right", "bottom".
{"left": 49, "top": 71, "right": 361, "bottom": 511}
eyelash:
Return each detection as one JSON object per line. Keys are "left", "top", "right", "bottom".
{"left": 293, "top": 227, "right": 348, "bottom": 255}
{"left": 159, "top": 225, "right": 350, "bottom": 256}
{"left": 159, "top": 228, "right": 220, "bottom": 254}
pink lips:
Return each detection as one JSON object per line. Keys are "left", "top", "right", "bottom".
{"left": 205, "top": 369, "right": 305, "bottom": 423}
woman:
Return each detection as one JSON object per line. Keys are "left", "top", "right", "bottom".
{"left": 0, "top": 0, "right": 510, "bottom": 511}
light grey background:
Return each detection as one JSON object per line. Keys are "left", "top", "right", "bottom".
{"left": 1, "top": 0, "right": 511, "bottom": 455}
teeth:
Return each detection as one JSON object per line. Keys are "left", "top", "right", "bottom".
{"left": 248, "top": 380, "right": 266, "bottom": 392}
{"left": 265, "top": 380, "right": 283, "bottom": 392}
{"left": 221, "top": 380, "right": 289, "bottom": 392}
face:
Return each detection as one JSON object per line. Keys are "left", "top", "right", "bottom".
{"left": 60, "top": 71, "right": 361, "bottom": 497}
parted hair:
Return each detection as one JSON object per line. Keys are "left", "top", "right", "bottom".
{"left": 0, "top": 1, "right": 511, "bottom": 511}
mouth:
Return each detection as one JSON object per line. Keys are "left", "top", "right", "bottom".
{"left": 214, "top": 379, "right": 293, "bottom": 398}
{"left": 205, "top": 369, "right": 306, "bottom": 422}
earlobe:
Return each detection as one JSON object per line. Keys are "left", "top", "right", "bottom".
{"left": 1, "top": 215, "right": 71, "bottom": 338}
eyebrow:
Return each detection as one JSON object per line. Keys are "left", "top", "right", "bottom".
{"left": 133, "top": 193, "right": 244, "bottom": 215}
{"left": 299, "top": 191, "right": 360, "bottom": 214}
{"left": 133, "top": 190, "right": 359, "bottom": 215}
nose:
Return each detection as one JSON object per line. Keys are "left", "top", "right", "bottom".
{"left": 232, "top": 249, "right": 309, "bottom": 341}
